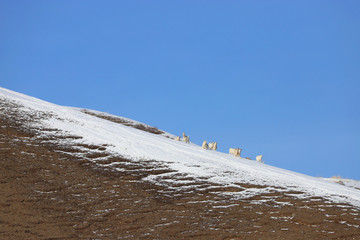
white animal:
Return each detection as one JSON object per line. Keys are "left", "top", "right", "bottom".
{"left": 208, "top": 142, "right": 213, "bottom": 150}
{"left": 175, "top": 136, "right": 181, "bottom": 141}
{"left": 202, "top": 140, "right": 209, "bottom": 150}
{"left": 209, "top": 142, "right": 217, "bottom": 151}
{"left": 182, "top": 132, "right": 189, "bottom": 143}
{"left": 256, "top": 155, "right": 264, "bottom": 163}
{"left": 229, "top": 148, "right": 242, "bottom": 157}
{"left": 212, "top": 142, "right": 217, "bottom": 151}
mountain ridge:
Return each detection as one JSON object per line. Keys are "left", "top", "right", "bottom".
{"left": 1, "top": 87, "right": 359, "bottom": 207}
{"left": 1, "top": 86, "right": 360, "bottom": 239}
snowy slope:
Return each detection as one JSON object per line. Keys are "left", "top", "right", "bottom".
{"left": 1, "top": 87, "right": 360, "bottom": 208}
{"left": 322, "top": 178, "right": 360, "bottom": 191}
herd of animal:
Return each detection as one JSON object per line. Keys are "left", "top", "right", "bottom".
{"left": 174, "top": 132, "right": 264, "bottom": 163}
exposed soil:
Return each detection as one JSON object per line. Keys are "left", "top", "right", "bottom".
{"left": 81, "top": 110, "right": 164, "bottom": 135}
{"left": 1, "top": 99, "right": 360, "bottom": 239}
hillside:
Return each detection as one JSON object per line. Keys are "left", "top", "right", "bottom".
{"left": 1, "top": 87, "right": 359, "bottom": 239}
{"left": 322, "top": 177, "right": 360, "bottom": 191}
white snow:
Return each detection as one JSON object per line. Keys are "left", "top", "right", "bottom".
{"left": 1, "top": 86, "right": 360, "bottom": 208}
{"left": 321, "top": 177, "right": 360, "bottom": 190}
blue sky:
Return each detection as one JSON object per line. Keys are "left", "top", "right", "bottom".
{"left": 1, "top": 1, "right": 359, "bottom": 179}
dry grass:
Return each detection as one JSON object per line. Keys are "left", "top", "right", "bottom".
{"left": 81, "top": 110, "right": 164, "bottom": 135}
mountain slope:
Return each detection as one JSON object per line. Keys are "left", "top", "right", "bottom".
{"left": 1, "top": 87, "right": 360, "bottom": 239}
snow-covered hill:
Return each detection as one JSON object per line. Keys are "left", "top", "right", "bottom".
{"left": 1, "top": 87, "right": 360, "bottom": 208}
{"left": 322, "top": 177, "right": 360, "bottom": 191}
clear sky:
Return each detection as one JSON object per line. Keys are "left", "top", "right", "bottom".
{"left": 1, "top": 0, "right": 359, "bottom": 179}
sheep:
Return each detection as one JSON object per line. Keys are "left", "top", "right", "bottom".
{"left": 208, "top": 142, "right": 213, "bottom": 150}
{"left": 209, "top": 142, "right": 217, "bottom": 151}
{"left": 174, "top": 136, "right": 181, "bottom": 141}
{"left": 229, "top": 148, "right": 242, "bottom": 157}
{"left": 182, "top": 132, "right": 190, "bottom": 143}
{"left": 202, "top": 140, "right": 209, "bottom": 150}
{"left": 256, "top": 155, "right": 264, "bottom": 163}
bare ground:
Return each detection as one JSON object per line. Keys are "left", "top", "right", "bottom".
{"left": 1, "top": 99, "right": 360, "bottom": 239}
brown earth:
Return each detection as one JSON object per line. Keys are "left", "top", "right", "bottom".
{"left": 81, "top": 110, "right": 164, "bottom": 135}
{"left": 1, "top": 99, "right": 360, "bottom": 239}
